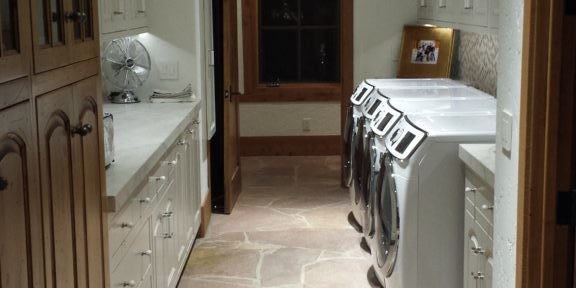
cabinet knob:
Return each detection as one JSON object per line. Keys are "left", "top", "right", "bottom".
{"left": 139, "top": 197, "right": 151, "bottom": 204}
{"left": 193, "top": 120, "right": 201, "bottom": 125}
{"left": 161, "top": 211, "right": 173, "bottom": 218}
{"left": 177, "top": 139, "right": 187, "bottom": 146}
{"left": 481, "top": 204, "right": 494, "bottom": 211}
{"left": 471, "top": 247, "right": 485, "bottom": 255}
{"left": 121, "top": 280, "right": 137, "bottom": 287}
{"left": 471, "top": 272, "right": 485, "bottom": 280}
{"left": 465, "top": 187, "right": 477, "bottom": 193}
{"left": 120, "top": 222, "right": 134, "bottom": 229}
{"left": 66, "top": 11, "right": 88, "bottom": 23}
{"left": 149, "top": 176, "right": 166, "bottom": 182}
{"left": 140, "top": 249, "right": 153, "bottom": 256}
{"left": 163, "top": 232, "right": 174, "bottom": 239}
{"left": 165, "top": 160, "right": 178, "bottom": 166}
{"left": 72, "top": 124, "right": 93, "bottom": 137}
{"left": 0, "top": 177, "right": 7, "bottom": 191}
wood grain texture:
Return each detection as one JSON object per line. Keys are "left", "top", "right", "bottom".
{"left": 0, "top": 78, "right": 32, "bottom": 111}
{"left": 239, "top": 136, "right": 341, "bottom": 156}
{"left": 32, "top": 58, "right": 100, "bottom": 97}
{"left": 0, "top": 0, "right": 32, "bottom": 84}
{"left": 198, "top": 190, "right": 212, "bottom": 238}
{"left": 340, "top": 0, "right": 353, "bottom": 187}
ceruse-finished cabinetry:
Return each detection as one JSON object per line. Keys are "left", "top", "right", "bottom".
{"left": 31, "top": 0, "right": 99, "bottom": 73}
{"left": 463, "top": 168, "right": 494, "bottom": 288}
{"left": 109, "top": 115, "right": 201, "bottom": 288}
{"left": 0, "top": 0, "right": 108, "bottom": 286}
{"left": 417, "top": 0, "right": 499, "bottom": 30}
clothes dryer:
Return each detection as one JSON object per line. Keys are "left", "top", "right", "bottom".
{"left": 372, "top": 114, "right": 496, "bottom": 288}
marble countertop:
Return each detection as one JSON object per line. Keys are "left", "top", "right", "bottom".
{"left": 458, "top": 144, "right": 496, "bottom": 187}
{"left": 104, "top": 101, "right": 200, "bottom": 212}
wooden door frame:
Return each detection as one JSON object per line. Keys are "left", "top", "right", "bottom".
{"left": 517, "top": 0, "right": 576, "bottom": 286}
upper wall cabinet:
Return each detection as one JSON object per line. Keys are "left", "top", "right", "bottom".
{"left": 488, "top": 0, "right": 499, "bottom": 29}
{"left": 417, "top": 0, "right": 436, "bottom": 20}
{"left": 100, "top": 0, "right": 148, "bottom": 36}
{"left": 435, "top": 0, "right": 457, "bottom": 23}
{"left": 458, "top": 0, "right": 488, "bottom": 27}
{"left": 31, "top": 0, "right": 100, "bottom": 73}
{"left": 0, "top": 0, "right": 32, "bottom": 84}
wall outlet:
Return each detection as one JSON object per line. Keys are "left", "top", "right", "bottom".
{"left": 500, "top": 110, "right": 513, "bottom": 155}
{"left": 158, "top": 61, "right": 179, "bottom": 80}
{"left": 302, "top": 118, "right": 311, "bottom": 132}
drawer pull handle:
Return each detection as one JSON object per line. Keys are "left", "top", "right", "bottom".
{"left": 161, "top": 211, "right": 173, "bottom": 218}
{"left": 481, "top": 204, "right": 494, "bottom": 211}
{"left": 72, "top": 124, "right": 93, "bottom": 137}
{"left": 471, "top": 272, "right": 485, "bottom": 280}
{"left": 177, "top": 139, "right": 187, "bottom": 146}
{"left": 193, "top": 120, "right": 201, "bottom": 125}
{"left": 140, "top": 249, "right": 153, "bottom": 256}
{"left": 140, "top": 197, "right": 151, "bottom": 204}
{"left": 137, "top": 10, "right": 146, "bottom": 13}
{"left": 163, "top": 232, "right": 174, "bottom": 239}
{"left": 113, "top": 11, "right": 124, "bottom": 15}
{"left": 121, "top": 280, "right": 137, "bottom": 287}
{"left": 471, "top": 247, "right": 485, "bottom": 255}
{"left": 165, "top": 160, "right": 178, "bottom": 166}
{"left": 465, "top": 187, "right": 477, "bottom": 193}
{"left": 149, "top": 176, "right": 166, "bottom": 182}
{"left": 120, "top": 222, "right": 134, "bottom": 229}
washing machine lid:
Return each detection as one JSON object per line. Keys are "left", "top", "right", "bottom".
{"left": 351, "top": 81, "right": 375, "bottom": 105}
{"left": 362, "top": 93, "right": 388, "bottom": 119}
{"left": 365, "top": 78, "right": 466, "bottom": 88}
{"left": 378, "top": 86, "right": 493, "bottom": 100}
{"left": 371, "top": 101, "right": 403, "bottom": 137}
{"left": 388, "top": 97, "right": 497, "bottom": 116}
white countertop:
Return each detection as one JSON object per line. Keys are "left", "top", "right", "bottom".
{"left": 458, "top": 144, "right": 496, "bottom": 187}
{"left": 104, "top": 101, "right": 201, "bottom": 212}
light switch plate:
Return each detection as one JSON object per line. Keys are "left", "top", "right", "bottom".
{"left": 501, "top": 110, "right": 513, "bottom": 154}
{"left": 158, "top": 61, "right": 179, "bottom": 80}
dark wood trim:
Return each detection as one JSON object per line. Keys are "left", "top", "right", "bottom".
{"left": 241, "top": 0, "right": 353, "bottom": 103}
{"left": 340, "top": 0, "right": 353, "bottom": 187}
{"left": 516, "top": 0, "right": 574, "bottom": 286}
{"left": 240, "top": 136, "right": 341, "bottom": 156}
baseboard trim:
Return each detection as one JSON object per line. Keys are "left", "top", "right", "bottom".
{"left": 239, "top": 136, "right": 341, "bottom": 156}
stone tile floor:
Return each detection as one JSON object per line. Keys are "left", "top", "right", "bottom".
{"left": 177, "top": 156, "right": 373, "bottom": 288}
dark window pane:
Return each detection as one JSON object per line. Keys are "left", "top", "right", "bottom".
{"left": 50, "top": 0, "right": 63, "bottom": 44}
{"left": 35, "top": 0, "right": 48, "bottom": 45}
{"left": 72, "top": 0, "right": 81, "bottom": 39}
{"left": 301, "top": 0, "right": 339, "bottom": 26}
{"left": 83, "top": 0, "right": 93, "bottom": 39}
{"left": 261, "top": 0, "right": 298, "bottom": 26}
{"left": 1, "top": 0, "right": 19, "bottom": 52}
{"left": 260, "top": 30, "right": 299, "bottom": 83}
{"left": 301, "top": 29, "right": 339, "bottom": 82}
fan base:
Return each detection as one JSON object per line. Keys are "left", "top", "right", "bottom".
{"left": 110, "top": 91, "right": 140, "bottom": 104}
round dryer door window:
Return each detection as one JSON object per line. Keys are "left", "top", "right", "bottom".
{"left": 342, "top": 106, "right": 354, "bottom": 187}
{"left": 352, "top": 117, "right": 365, "bottom": 205}
{"left": 376, "top": 154, "right": 400, "bottom": 277}
{"left": 365, "top": 146, "right": 386, "bottom": 239}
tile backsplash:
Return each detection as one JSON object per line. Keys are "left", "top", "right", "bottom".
{"left": 452, "top": 31, "right": 499, "bottom": 96}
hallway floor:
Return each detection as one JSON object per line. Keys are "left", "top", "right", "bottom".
{"left": 177, "top": 156, "right": 372, "bottom": 288}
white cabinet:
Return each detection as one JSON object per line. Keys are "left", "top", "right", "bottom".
{"left": 436, "top": 0, "right": 458, "bottom": 22}
{"left": 108, "top": 114, "right": 202, "bottom": 288}
{"left": 418, "top": 0, "right": 436, "bottom": 20}
{"left": 458, "top": 0, "right": 489, "bottom": 27}
{"left": 100, "top": 0, "right": 148, "bottom": 36}
{"left": 463, "top": 168, "right": 494, "bottom": 288}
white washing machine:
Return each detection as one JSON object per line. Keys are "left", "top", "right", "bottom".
{"left": 363, "top": 97, "right": 496, "bottom": 253}
{"left": 372, "top": 114, "right": 496, "bottom": 288}
{"left": 345, "top": 79, "right": 468, "bottom": 234}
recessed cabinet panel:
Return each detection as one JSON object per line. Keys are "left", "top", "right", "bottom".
{"left": 0, "top": 0, "right": 31, "bottom": 84}
{"left": 458, "top": 0, "right": 488, "bottom": 27}
{"left": 100, "top": 0, "right": 147, "bottom": 35}
{"left": 0, "top": 102, "right": 39, "bottom": 288}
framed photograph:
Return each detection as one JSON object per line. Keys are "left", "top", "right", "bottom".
{"left": 397, "top": 26, "right": 456, "bottom": 78}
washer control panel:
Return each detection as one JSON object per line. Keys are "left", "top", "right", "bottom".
{"left": 362, "top": 94, "right": 387, "bottom": 119}
{"left": 385, "top": 116, "right": 427, "bottom": 160}
{"left": 350, "top": 81, "right": 375, "bottom": 105}
{"left": 371, "top": 100, "right": 403, "bottom": 137}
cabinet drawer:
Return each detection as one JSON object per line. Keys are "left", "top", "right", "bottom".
{"left": 110, "top": 218, "right": 152, "bottom": 288}
{"left": 474, "top": 187, "right": 494, "bottom": 226}
{"left": 109, "top": 200, "right": 138, "bottom": 257}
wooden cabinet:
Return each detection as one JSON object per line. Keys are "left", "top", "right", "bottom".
{"left": 30, "top": 0, "right": 99, "bottom": 73}
{"left": 100, "top": 0, "right": 148, "bottom": 36}
{"left": 0, "top": 0, "right": 32, "bottom": 84}
{"left": 0, "top": 102, "right": 43, "bottom": 288}
{"left": 463, "top": 168, "right": 494, "bottom": 288}
{"left": 36, "top": 76, "right": 106, "bottom": 288}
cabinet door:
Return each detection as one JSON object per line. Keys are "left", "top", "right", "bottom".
{"left": 153, "top": 181, "right": 179, "bottom": 288}
{"left": 0, "top": 102, "right": 42, "bottom": 288}
{"left": 36, "top": 76, "right": 106, "bottom": 288}
{"left": 31, "top": 0, "right": 99, "bottom": 73}
{"left": 458, "top": 0, "right": 488, "bottom": 27}
{"left": 464, "top": 211, "right": 478, "bottom": 288}
{"left": 0, "top": 0, "right": 32, "bottom": 83}
{"left": 417, "top": 0, "right": 436, "bottom": 20}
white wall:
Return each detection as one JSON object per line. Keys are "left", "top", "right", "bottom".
{"left": 239, "top": 0, "right": 418, "bottom": 137}
{"left": 493, "top": 1, "right": 523, "bottom": 287}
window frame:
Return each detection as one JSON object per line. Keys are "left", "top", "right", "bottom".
{"left": 241, "top": 0, "right": 352, "bottom": 102}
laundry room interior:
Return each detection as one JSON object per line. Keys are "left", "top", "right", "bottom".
{"left": 1, "top": 0, "right": 575, "bottom": 287}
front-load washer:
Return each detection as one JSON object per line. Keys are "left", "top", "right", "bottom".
{"left": 362, "top": 96, "right": 496, "bottom": 251}
{"left": 372, "top": 114, "right": 496, "bottom": 288}
{"left": 345, "top": 79, "right": 470, "bottom": 233}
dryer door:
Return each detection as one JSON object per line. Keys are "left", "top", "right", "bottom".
{"left": 365, "top": 146, "right": 386, "bottom": 239}
{"left": 359, "top": 126, "right": 373, "bottom": 208}
{"left": 342, "top": 106, "right": 354, "bottom": 187}
{"left": 376, "top": 154, "right": 400, "bottom": 277}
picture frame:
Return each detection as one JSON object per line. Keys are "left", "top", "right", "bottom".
{"left": 397, "top": 25, "right": 456, "bottom": 78}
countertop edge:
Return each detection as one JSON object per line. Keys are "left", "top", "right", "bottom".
{"left": 458, "top": 144, "right": 496, "bottom": 187}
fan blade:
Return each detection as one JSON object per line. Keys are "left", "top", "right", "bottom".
{"left": 130, "top": 69, "right": 144, "bottom": 86}
{"left": 105, "top": 57, "right": 124, "bottom": 66}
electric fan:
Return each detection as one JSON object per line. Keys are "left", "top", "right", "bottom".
{"left": 103, "top": 37, "right": 151, "bottom": 104}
